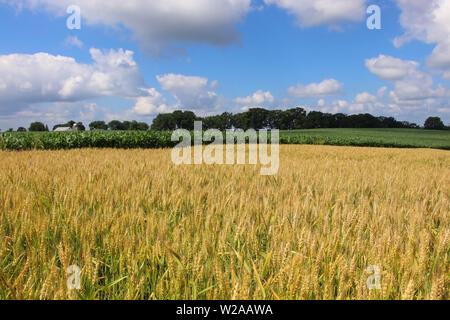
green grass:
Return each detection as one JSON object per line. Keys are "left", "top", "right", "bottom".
{"left": 1, "top": 128, "right": 449, "bottom": 151}
{"left": 280, "top": 128, "right": 450, "bottom": 150}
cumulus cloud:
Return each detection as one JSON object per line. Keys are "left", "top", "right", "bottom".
{"left": 354, "top": 92, "right": 377, "bottom": 104}
{"left": 361, "top": 54, "right": 450, "bottom": 120}
{"left": 317, "top": 99, "right": 325, "bottom": 107}
{"left": 394, "top": 0, "right": 450, "bottom": 78}
{"left": 321, "top": 100, "right": 348, "bottom": 114}
{"left": 8, "top": 0, "right": 253, "bottom": 55}
{"left": 264, "top": 0, "right": 367, "bottom": 28}
{"left": 0, "top": 101, "right": 118, "bottom": 129}
{"left": 366, "top": 54, "right": 449, "bottom": 102}
{"left": 63, "top": 36, "right": 84, "bottom": 48}
{"left": 157, "top": 73, "right": 223, "bottom": 112}
{"left": 427, "top": 41, "right": 450, "bottom": 79}
{"left": 0, "top": 48, "right": 148, "bottom": 114}
{"left": 365, "top": 55, "right": 419, "bottom": 81}
{"left": 377, "top": 86, "right": 388, "bottom": 99}
{"left": 234, "top": 90, "right": 274, "bottom": 106}
{"left": 288, "top": 79, "right": 344, "bottom": 98}
{"left": 307, "top": 85, "right": 446, "bottom": 119}
{"left": 131, "top": 88, "right": 172, "bottom": 116}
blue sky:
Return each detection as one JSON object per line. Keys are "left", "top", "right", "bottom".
{"left": 0, "top": 0, "right": 449, "bottom": 130}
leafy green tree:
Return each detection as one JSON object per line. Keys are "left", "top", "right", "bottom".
{"left": 151, "top": 114, "right": 177, "bottom": 131}
{"left": 89, "top": 121, "right": 108, "bottom": 130}
{"left": 29, "top": 122, "right": 46, "bottom": 132}
{"left": 247, "top": 108, "right": 270, "bottom": 129}
{"left": 17, "top": 127, "right": 27, "bottom": 132}
{"left": 136, "top": 122, "right": 150, "bottom": 131}
{"left": 108, "top": 120, "right": 127, "bottom": 131}
{"left": 267, "top": 110, "right": 284, "bottom": 129}
{"left": 290, "top": 107, "right": 307, "bottom": 129}
{"left": 424, "top": 117, "right": 444, "bottom": 130}
{"left": 232, "top": 112, "right": 250, "bottom": 130}
{"left": 172, "top": 110, "right": 197, "bottom": 130}
{"left": 149, "top": 108, "right": 442, "bottom": 131}
{"left": 122, "top": 121, "right": 132, "bottom": 130}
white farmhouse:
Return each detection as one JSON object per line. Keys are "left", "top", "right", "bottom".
{"left": 54, "top": 127, "right": 73, "bottom": 132}
{"left": 54, "top": 123, "right": 80, "bottom": 132}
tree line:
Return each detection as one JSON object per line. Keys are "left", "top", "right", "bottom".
{"left": 3, "top": 108, "right": 448, "bottom": 132}
{"left": 5, "top": 120, "right": 150, "bottom": 132}
{"left": 150, "top": 108, "right": 447, "bottom": 131}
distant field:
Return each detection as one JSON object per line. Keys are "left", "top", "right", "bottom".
{"left": 280, "top": 128, "right": 450, "bottom": 150}
{"left": 1, "top": 128, "right": 449, "bottom": 151}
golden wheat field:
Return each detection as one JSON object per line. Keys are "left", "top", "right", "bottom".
{"left": 0, "top": 145, "right": 448, "bottom": 300}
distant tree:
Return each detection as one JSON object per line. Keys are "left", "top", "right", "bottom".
{"left": 247, "top": 108, "right": 270, "bottom": 129}
{"left": 108, "top": 120, "right": 127, "bottom": 130}
{"left": 379, "top": 116, "right": 398, "bottom": 128}
{"left": 122, "top": 121, "right": 132, "bottom": 130}
{"left": 29, "top": 122, "right": 46, "bottom": 132}
{"left": 151, "top": 114, "right": 177, "bottom": 131}
{"left": 305, "top": 111, "right": 327, "bottom": 129}
{"left": 424, "top": 117, "right": 445, "bottom": 130}
{"left": 7, "top": 128, "right": 14, "bottom": 132}
{"left": 136, "top": 122, "right": 150, "bottom": 131}
{"left": 172, "top": 110, "right": 197, "bottom": 130}
{"left": 232, "top": 112, "right": 250, "bottom": 130}
{"left": 89, "top": 121, "right": 108, "bottom": 130}
{"left": 220, "top": 112, "right": 234, "bottom": 130}
{"left": 401, "top": 121, "right": 419, "bottom": 129}
{"left": 267, "top": 110, "right": 285, "bottom": 129}
{"left": 290, "top": 108, "right": 308, "bottom": 129}
{"left": 17, "top": 127, "right": 27, "bottom": 132}
{"left": 149, "top": 109, "right": 443, "bottom": 132}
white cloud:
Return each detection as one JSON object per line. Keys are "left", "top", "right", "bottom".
{"left": 131, "top": 88, "right": 172, "bottom": 116}
{"left": 366, "top": 55, "right": 449, "bottom": 102}
{"left": 437, "top": 107, "right": 450, "bottom": 114}
{"left": 310, "top": 86, "right": 444, "bottom": 119}
{"left": 1, "top": 101, "right": 118, "bottom": 128}
{"left": 63, "top": 36, "right": 83, "bottom": 48}
{"left": 316, "top": 100, "right": 350, "bottom": 114}
{"left": 394, "top": 0, "right": 450, "bottom": 78}
{"left": 365, "top": 55, "right": 419, "bottom": 81}
{"left": 377, "top": 86, "right": 388, "bottom": 99}
{"left": 427, "top": 41, "right": 450, "bottom": 78}
{"left": 234, "top": 90, "right": 274, "bottom": 105}
{"left": 288, "top": 79, "right": 344, "bottom": 98}
{"left": 10, "top": 0, "right": 254, "bottom": 55}
{"left": 157, "top": 73, "right": 223, "bottom": 111}
{"left": 264, "top": 0, "right": 367, "bottom": 28}
{"left": 0, "top": 48, "right": 147, "bottom": 115}
{"left": 317, "top": 99, "right": 325, "bottom": 107}
{"left": 354, "top": 92, "right": 377, "bottom": 104}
